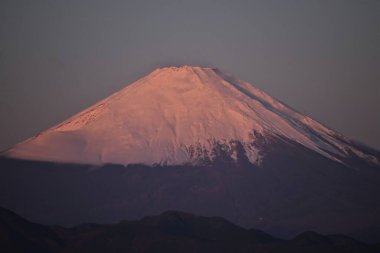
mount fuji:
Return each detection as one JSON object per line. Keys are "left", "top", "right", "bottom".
{"left": 1, "top": 66, "right": 380, "bottom": 243}
{"left": 3, "top": 66, "right": 379, "bottom": 167}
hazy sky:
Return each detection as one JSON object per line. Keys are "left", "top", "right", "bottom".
{"left": 0, "top": 0, "right": 379, "bottom": 151}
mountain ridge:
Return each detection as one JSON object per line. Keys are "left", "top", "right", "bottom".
{"left": 1, "top": 205, "right": 379, "bottom": 253}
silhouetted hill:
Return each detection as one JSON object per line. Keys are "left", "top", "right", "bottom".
{"left": 0, "top": 207, "right": 62, "bottom": 253}
{"left": 0, "top": 206, "right": 378, "bottom": 253}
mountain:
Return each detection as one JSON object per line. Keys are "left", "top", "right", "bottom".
{"left": 1, "top": 66, "right": 380, "bottom": 243}
{"left": 1, "top": 206, "right": 379, "bottom": 253}
{"left": 3, "top": 66, "right": 379, "bottom": 166}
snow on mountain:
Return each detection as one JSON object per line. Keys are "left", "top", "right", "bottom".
{"left": 3, "top": 66, "right": 378, "bottom": 166}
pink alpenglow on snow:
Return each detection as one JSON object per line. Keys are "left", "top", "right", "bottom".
{"left": 4, "top": 66, "right": 379, "bottom": 166}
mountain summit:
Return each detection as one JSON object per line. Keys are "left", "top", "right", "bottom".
{"left": 3, "top": 66, "right": 378, "bottom": 166}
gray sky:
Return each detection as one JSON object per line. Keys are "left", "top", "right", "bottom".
{"left": 0, "top": 0, "right": 379, "bottom": 151}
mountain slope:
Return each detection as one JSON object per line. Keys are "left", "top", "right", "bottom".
{"left": 1, "top": 152, "right": 380, "bottom": 243}
{"left": 3, "top": 66, "right": 378, "bottom": 166}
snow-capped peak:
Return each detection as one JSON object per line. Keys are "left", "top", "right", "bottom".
{"left": 4, "top": 66, "right": 379, "bottom": 166}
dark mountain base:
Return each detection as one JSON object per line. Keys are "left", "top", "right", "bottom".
{"left": 1, "top": 138, "right": 380, "bottom": 243}
{"left": 1, "top": 206, "right": 379, "bottom": 253}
